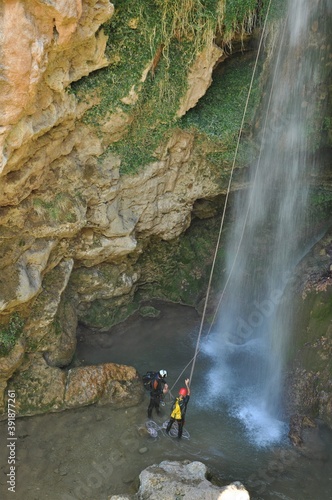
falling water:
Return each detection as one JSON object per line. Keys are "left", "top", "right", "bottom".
{"left": 203, "top": 0, "right": 330, "bottom": 446}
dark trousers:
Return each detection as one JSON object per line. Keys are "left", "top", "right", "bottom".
{"left": 166, "top": 417, "right": 184, "bottom": 438}
{"left": 147, "top": 396, "right": 161, "bottom": 418}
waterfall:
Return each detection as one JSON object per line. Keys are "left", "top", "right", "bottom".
{"left": 203, "top": 0, "right": 330, "bottom": 446}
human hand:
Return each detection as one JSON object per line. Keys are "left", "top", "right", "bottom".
{"left": 185, "top": 378, "right": 190, "bottom": 386}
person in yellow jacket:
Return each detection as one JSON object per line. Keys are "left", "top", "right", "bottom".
{"left": 166, "top": 378, "right": 190, "bottom": 439}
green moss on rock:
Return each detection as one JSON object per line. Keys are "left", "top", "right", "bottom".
{"left": 139, "top": 305, "right": 161, "bottom": 318}
{"left": 292, "top": 288, "right": 332, "bottom": 374}
{"left": 71, "top": 0, "right": 269, "bottom": 174}
{"left": 0, "top": 313, "right": 24, "bottom": 357}
{"left": 180, "top": 51, "right": 261, "bottom": 168}
{"left": 79, "top": 297, "right": 140, "bottom": 330}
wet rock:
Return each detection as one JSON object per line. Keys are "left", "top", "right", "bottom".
{"left": 288, "top": 414, "right": 328, "bottom": 460}
{"left": 4, "top": 357, "right": 144, "bottom": 416}
{"left": 65, "top": 364, "right": 106, "bottom": 407}
{"left": 6, "top": 353, "right": 66, "bottom": 415}
{"left": 301, "top": 423, "right": 329, "bottom": 461}
{"left": 289, "top": 414, "right": 305, "bottom": 447}
{"left": 65, "top": 362, "right": 144, "bottom": 409}
{"left": 0, "top": 338, "right": 25, "bottom": 413}
{"left": 289, "top": 414, "right": 317, "bottom": 447}
{"left": 138, "top": 447, "right": 148, "bottom": 454}
{"left": 285, "top": 266, "right": 332, "bottom": 431}
{"left": 136, "top": 425, "right": 150, "bottom": 438}
{"left": 139, "top": 306, "right": 161, "bottom": 318}
{"left": 109, "top": 496, "right": 133, "bottom": 500}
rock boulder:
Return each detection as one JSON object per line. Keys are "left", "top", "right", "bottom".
{"left": 110, "top": 460, "right": 250, "bottom": 500}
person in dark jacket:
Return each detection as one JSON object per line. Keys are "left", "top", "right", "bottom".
{"left": 147, "top": 369, "right": 168, "bottom": 419}
{"left": 166, "top": 378, "right": 190, "bottom": 438}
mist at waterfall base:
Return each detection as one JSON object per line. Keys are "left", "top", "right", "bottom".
{"left": 200, "top": 0, "right": 330, "bottom": 448}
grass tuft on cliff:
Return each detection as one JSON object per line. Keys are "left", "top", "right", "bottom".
{"left": 0, "top": 313, "right": 24, "bottom": 356}
{"left": 180, "top": 51, "right": 261, "bottom": 167}
{"left": 70, "top": 0, "right": 269, "bottom": 174}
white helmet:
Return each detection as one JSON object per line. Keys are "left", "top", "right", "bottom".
{"left": 159, "top": 370, "right": 167, "bottom": 378}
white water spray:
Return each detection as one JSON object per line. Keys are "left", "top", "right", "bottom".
{"left": 205, "top": 0, "right": 330, "bottom": 446}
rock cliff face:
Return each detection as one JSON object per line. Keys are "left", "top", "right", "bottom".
{"left": 0, "top": 0, "right": 331, "bottom": 425}
{"left": 285, "top": 232, "right": 332, "bottom": 432}
{"left": 0, "top": 0, "right": 253, "bottom": 414}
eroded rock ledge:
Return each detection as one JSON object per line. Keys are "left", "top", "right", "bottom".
{"left": 2, "top": 361, "right": 143, "bottom": 417}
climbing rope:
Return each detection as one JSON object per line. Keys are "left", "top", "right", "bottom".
{"left": 144, "top": 419, "right": 190, "bottom": 439}
{"left": 170, "top": 0, "right": 275, "bottom": 392}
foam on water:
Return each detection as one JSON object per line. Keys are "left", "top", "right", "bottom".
{"left": 233, "top": 402, "right": 288, "bottom": 447}
{"left": 199, "top": 334, "right": 288, "bottom": 447}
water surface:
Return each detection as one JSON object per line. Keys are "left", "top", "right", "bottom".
{"left": 1, "top": 302, "right": 331, "bottom": 500}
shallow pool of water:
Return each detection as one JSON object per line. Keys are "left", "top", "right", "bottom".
{"left": 1, "top": 302, "right": 331, "bottom": 500}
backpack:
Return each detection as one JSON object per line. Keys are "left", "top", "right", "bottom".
{"left": 170, "top": 397, "right": 187, "bottom": 419}
{"left": 142, "top": 371, "right": 158, "bottom": 391}
{"left": 170, "top": 398, "right": 182, "bottom": 419}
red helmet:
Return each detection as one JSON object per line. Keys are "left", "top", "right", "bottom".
{"left": 179, "top": 388, "right": 187, "bottom": 396}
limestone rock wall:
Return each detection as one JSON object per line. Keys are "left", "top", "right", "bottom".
{"left": 0, "top": 0, "right": 236, "bottom": 414}
{"left": 285, "top": 231, "right": 332, "bottom": 430}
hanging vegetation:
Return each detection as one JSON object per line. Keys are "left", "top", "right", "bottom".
{"left": 70, "top": 0, "right": 268, "bottom": 174}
